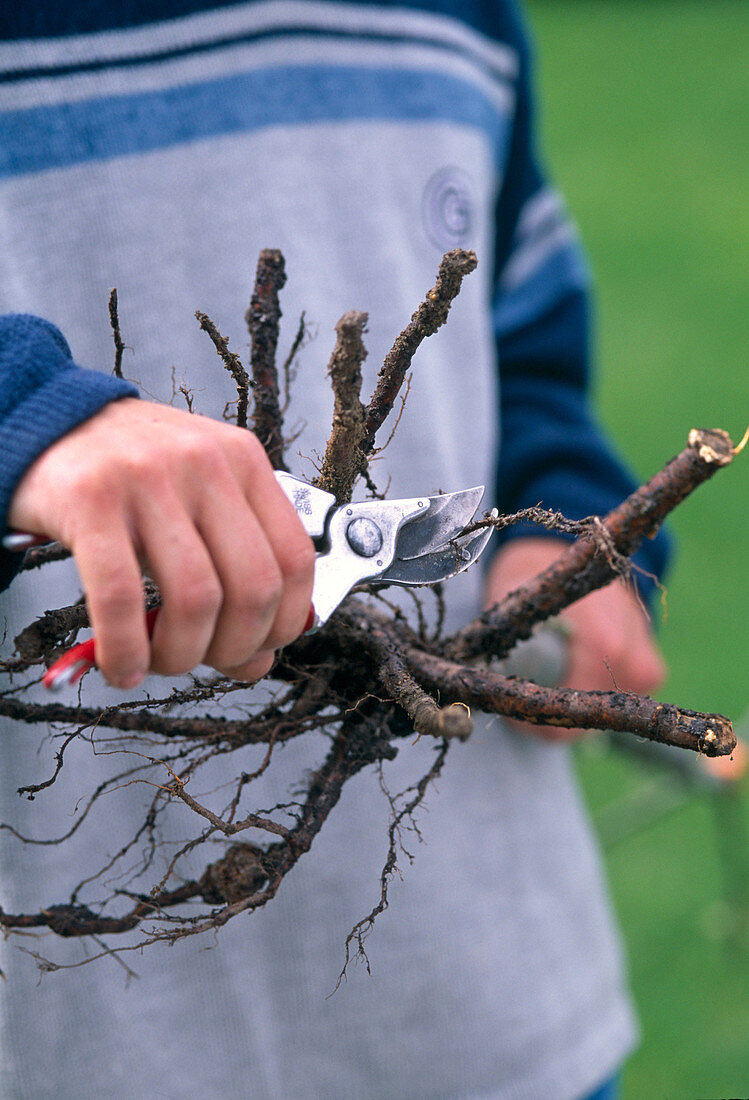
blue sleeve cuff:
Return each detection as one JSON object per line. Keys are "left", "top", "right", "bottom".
{"left": 0, "top": 313, "right": 139, "bottom": 587}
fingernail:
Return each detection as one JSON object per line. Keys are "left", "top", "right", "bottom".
{"left": 116, "top": 670, "right": 146, "bottom": 690}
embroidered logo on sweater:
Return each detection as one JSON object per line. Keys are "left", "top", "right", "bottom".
{"left": 422, "top": 167, "right": 475, "bottom": 251}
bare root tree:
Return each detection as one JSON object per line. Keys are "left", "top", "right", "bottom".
{"left": 0, "top": 249, "right": 742, "bottom": 973}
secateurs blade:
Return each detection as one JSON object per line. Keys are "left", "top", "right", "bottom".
{"left": 4, "top": 472, "right": 494, "bottom": 690}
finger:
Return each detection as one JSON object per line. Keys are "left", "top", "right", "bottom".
{"left": 135, "top": 496, "right": 222, "bottom": 676}
{"left": 198, "top": 475, "right": 315, "bottom": 668}
{"left": 619, "top": 627, "right": 667, "bottom": 694}
{"left": 560, "top": 619, "right": 665, "bottom": 697}
{"left": 231, "top": 454, "right": 316, "bottom": 648}
{"left": 220, "top": 649, "right": 276, "bottom": 683}
{"left": 504, "top": 715, "right": 584, "bottom": 743}
{"left": 195, "top": 485, "right": 286, "bottom": 670}
{"left": 70, "top": 509, "right": 150, "bottom": 689}
{"left": 699, "top": 740, "right": 748, "bottom": 784}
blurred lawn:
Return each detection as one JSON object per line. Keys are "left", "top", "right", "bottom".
{"left": 524, "top": 2, "right": 749, "bottom": 1096}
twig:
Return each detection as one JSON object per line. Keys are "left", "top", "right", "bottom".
{"left": 363, "top": 613, "right": 472, "bottom": 740}
{"left": 315, "top": 310, "right": 369, "bottom": 502}
{"left": 195, "top": 311, "right": 251, "bottom": 428}
{"left": 280, "top": 311, "right": 308, "bottom": 415}
{"left": 449, "top": 429, "right": 738, "bottom": 664}
{"left": 405, "top": 647, "right": 736, "bottom": 756}
{"left": 246, "top": 248, "right": 287, "bottom": 468}
{"left": 362, "top": 249, "right": 477, "bottom": 452}
{"left": 0, "top": 712, "right": 397, "bottom": 940}
{"left": 14, "top": 600, "right": 89, "bottom": 662}
{"left": 18, "top": 541, "right": 71, "bottom": 571}
{"left": 108, "top": 288, "right": 126, "bottom": 378}
{"left": 0, "top": 693, "right": 324, "bottom": 748}
{"left": 379, "top": 650, "right": 472, "bottom": 741}
{"left": 333, "top": 740, "right": 449, "bottom": 989}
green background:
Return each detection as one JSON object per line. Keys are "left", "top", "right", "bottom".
{"left": 523, "top": 2, "right": 749, "bottom": 1096}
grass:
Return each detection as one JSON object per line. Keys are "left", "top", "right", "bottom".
{"left": 524, "top": 2, "right": 749, "bottom": 1095}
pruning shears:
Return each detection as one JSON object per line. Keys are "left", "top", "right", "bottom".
{"left": 3, "top": 472, "right": 494, "bottom": 691}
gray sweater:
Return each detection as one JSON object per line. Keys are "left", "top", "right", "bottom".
{"left": 0, "top": 3, "right": 636, "bottom": 1096}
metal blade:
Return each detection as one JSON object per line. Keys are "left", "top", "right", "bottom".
{"left": 392, "top": 486, "right": 485, "bottom": 560}
{"left": 377, "top": 523, "right": 494, "bottom": 586}
{"left": 311, "top": 495, "right": 427, "bottom": 623}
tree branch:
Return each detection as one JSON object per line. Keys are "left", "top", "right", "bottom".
{"left": 404, "top": 647, "right": 735, "bottom": 756}
{"left": 362, "top": 248, "right": 477, "bottom": 453}
{"left": 315, "top": 310, "right": 369, "bottom": 502}
{"left": 108, "top": 288, "right": 126, "bottom": 379}
{"left": 247, "top": 248, "right": 288, "bottom": 468}
{"left": 195, "top": 311, "right": 251, "bottom": 428}
{"left": 449, "top": 429, "right": 737, "bottom": 665}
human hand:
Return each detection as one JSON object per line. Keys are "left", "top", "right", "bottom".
{"left": 484, "top": 538, "right": 667, "bottom": 742}
{"left": 8, "top": 398, "right": 315, "bottom": 688}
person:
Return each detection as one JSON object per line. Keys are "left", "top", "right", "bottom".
{"left": 0, "top": 1, "right": 668, "bottom": 1097}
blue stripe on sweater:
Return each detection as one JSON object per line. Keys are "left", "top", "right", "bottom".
{"left": 0, "top": 65, "right": 508, "bottom": 179}
{"left": 494, "top": 240, "right": 590, "bottom": 339}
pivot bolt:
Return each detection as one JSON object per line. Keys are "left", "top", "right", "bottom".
{"left": 346, "top": 517, "right": 383, "bottom": 558}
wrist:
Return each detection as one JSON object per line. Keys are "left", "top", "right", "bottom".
{"left": 0, "top": 314, "right": 138, "bottom": 534}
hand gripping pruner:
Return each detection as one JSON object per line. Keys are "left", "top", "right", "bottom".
{"left": 3, "top": 473, "right": 495, "bottom": 691}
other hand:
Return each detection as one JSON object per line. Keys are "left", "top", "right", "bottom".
{"left": 8, "top": 398, "right": 315, "bottom": 688}
{"left": 484, "top": 538, "right": 666, "bottom": 742}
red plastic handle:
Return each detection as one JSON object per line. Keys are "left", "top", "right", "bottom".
{"left": 7, "top": 530, "right": 319, "bottom": 691}
{"left": 43, "top": 608, "right": 159, "bottom": 692}
{"left": 1, "top": 532, "right": 52, "bottom": 552}
{"left": 43, "top": 605, "right": 317, "bottom": 691}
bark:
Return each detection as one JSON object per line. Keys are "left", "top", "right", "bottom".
{"left": 407, "top": 648, "right": 735, "bottom": 755}
{"left": 108, "top": 288, "right": 126, "bottom": 379}
{"left": 449, "top": 429, "right": 737, "bottom": 665}
{"left": 362, "top": 248, "right": 477, "bottom": 451}
{"left": 314, "top": 310, "right": 369, "bottom": 502}
{"left": 246, "top": 248, "right": 288, "bottom": 467}
{"left": 195, "top": 310, "right": 251, "bottom": 428}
